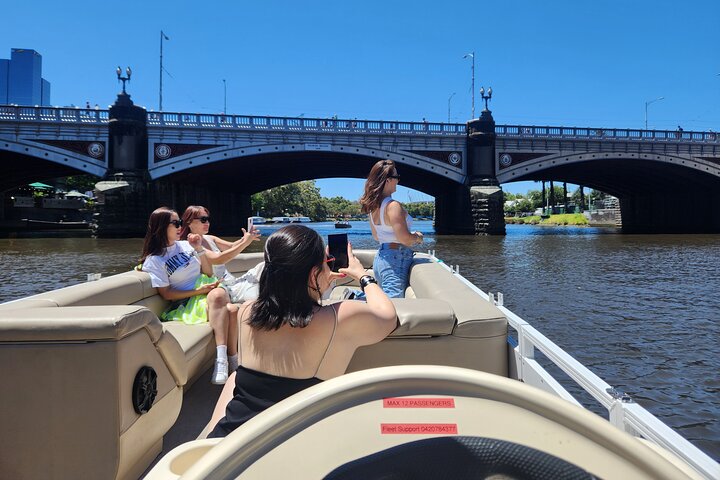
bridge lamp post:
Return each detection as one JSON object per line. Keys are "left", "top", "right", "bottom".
{"left": 222, "top": 79, "right": 227, "bottom": 114}
{"left": 644, "top": 96, "right": 664, "bottom": 130}
{"left": 480, "top": 86, "right": 492, "bottom": 111}
{"left": 116, "top": 66, "right": 132, "bottom": 94}
{"left": 463, "top": 52, "right": 475, "bottom": 118}
{"left": 448, "top": 92, "right": 456, "bottom": 123}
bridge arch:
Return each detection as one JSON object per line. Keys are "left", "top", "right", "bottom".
{"left": 497, "top": 151, "right": 720, "bottom": 196}
{"left": 0, "top": 138, "right": 107, "bottom": 191}
{"left": 149, "top": 142, "right": 467, "bottom": 196}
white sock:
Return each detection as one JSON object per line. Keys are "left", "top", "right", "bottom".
{"left": 216, "top": 345, "right": 227, "bottom": 362}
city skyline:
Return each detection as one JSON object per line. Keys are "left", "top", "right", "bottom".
{"left": 1, "top": 0, "right": 718, "bottom": 200}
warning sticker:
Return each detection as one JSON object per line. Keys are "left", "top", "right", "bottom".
{"left": 383, "top": 397, "right": 455, "bottom": 408}
{"left": 381, "top": 423, "right": 458, "bottom": 435}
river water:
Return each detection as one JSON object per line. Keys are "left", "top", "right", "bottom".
{"left": 0, "top": 222, "right": 718, "bottom": 460}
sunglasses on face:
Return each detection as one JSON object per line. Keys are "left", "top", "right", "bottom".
{"left": 169, "top": 219, "right": 183, "bottom": 228}
{"left": 325, "top": 254, "right": 336, "bottom": 271}
{"left": 195, "top": 216, "right": 210, "bottom": 224}
{"left": 388, "top": 174, "right": 400, "bottom": 180}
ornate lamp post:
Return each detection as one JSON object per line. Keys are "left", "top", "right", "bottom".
{"left": 480, "top": 86, "right": 492, "bottom": 111}
{"left": 116, "top": 66, "right": 132, "bottom": 94}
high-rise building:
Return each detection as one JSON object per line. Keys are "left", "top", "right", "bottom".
{"left": 0, "top": 48, "right": 51, "bottom": 106}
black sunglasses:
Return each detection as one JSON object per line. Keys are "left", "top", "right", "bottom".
{"left": 388, "top": 174, "right": 401, "bottom": 180}
{"left": 195, "top": 216, "right": 210, "bottom": 224}
{"left": 169, "top": 219, "right": 183, "bottom": 228}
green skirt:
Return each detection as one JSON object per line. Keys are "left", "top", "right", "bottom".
{"left": 160, "top": 274, "right": 218, "bottom": 324}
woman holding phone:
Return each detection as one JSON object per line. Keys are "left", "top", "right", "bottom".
{"left": 180, "top": 205, "right": 262, "bottom": 304}
{"left": 359, "top": 160, "right": 423, "bottom": 298}
{"left": 207, "top": 225, "right": 397, "bottom": 437}
{"left": 140, "top": 206, "right": 237, "bottom": 385}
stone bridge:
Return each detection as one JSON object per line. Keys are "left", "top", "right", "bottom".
{"left": 1, "top": 104, "right": 718, "bottom": 233}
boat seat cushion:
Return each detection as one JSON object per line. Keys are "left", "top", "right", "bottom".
{"left": 162, "top": 321, "right": 215, "bottom": 382}
{"left": 409, "top": 261, "right": 507, "bottom": 338}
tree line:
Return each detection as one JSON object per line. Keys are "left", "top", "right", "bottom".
{"left": 251, "top": 180, "right": 434, "bottom": 221}
{"left": 504, "top": 186, "right": 609, "bottom": 215}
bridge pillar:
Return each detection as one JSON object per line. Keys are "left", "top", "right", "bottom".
{"left": 466, "top": 109, "right": 506, "bottom": 235}
{"left": 95, "top": 90, "right": 151, "bottom": 237}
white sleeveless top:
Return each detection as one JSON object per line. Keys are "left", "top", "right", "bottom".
{"left": 204, "top": 235, "right": 235, "bottom": 283}
{"left": 371, "top": 197, "right": 413, "bottom": 244}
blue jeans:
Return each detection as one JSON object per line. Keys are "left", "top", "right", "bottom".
{"left": 373, "top": 244, "right": 414, "bottom": 298}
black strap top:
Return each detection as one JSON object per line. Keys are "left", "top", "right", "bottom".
{"left": 208, "top": 305, "right": 337, "bottom": 438}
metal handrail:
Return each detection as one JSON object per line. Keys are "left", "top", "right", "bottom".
{"left": 0, "top": 105, "right": 717, "bottom": 143}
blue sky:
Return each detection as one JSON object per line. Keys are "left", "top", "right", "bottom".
{"left": 2, "top": 0, "right": 718, "bottom": 200}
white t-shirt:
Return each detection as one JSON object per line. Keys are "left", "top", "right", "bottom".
{"left": 142, "top": 241, "right": 201, "bottom": 291}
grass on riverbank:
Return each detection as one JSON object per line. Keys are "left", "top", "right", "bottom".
{"left": 505, "top": 213, "right": 589, "bottom": 226}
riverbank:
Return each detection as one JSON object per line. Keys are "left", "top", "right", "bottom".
{"left": 505, "top": 213, "right": 589, "bottom": 226}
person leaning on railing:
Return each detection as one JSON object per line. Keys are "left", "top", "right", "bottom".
{"left": 359, "top": 159, "right": 423, "bottom": 299}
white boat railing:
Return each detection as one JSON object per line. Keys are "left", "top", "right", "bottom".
{"left": 430, "top": 253, "right": 719, "bottom": 480}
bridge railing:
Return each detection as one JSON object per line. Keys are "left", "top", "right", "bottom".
{"left": 1, "top": 106, "right": 717, "bottom": 143}
{"left": 146, "top": 111, "right": 467, "bottom": 135}
{"left": 0, "top": 105, "right": 109, "bottom": 124}
{"left": 497, "top": 125, "right": 718, "bottom": 142}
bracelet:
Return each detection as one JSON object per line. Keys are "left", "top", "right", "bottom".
{"left": 359, "top": 275, "right": 378, "bottom": 292}
{"left": 193, "top": 249, "right": 206, "bottom": 257}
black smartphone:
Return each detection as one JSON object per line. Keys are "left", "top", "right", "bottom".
{"left": 328, "top": 233, "right": 349, "bottom": 272}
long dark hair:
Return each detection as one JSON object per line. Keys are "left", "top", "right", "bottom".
{"left": 249, "top": 225, "right": 326, "bottom": 331}
{"left": 140, "top": 207, "right": 176, "bottom": 263}
{"left": 359, "top": 160, "right": 397, "bottom": 214}
{"left": 180, "top": 205, "right": 209, "bottom": 240}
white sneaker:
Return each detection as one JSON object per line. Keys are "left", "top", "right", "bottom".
{"left": 211, "top": 358, "right": 229, "bottom": 385}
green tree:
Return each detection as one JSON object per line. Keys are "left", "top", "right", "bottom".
{"left": 64, "top": 175, "right": 100, "bottom": 192}
{"left": 405, "top": 201, "right": 434, "bottom": 218}
{"left": 251, "top": 181, "right": 328, "bottom": 221}
{"left": 323, "top": 196, "right": 361, "bottom": 218}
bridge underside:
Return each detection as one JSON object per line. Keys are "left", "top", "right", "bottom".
{"left": 504, "top": 159, "right": 720, "bottom": 233}
{"left": 160, "top": 151, "right": 461, "bottom": 198}
{"left": 0, "top": 152, "right": 90, "bottom": 193}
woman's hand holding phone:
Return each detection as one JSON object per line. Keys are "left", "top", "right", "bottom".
{"left": 337, "top": 243, "right": 366, "bottom": 281}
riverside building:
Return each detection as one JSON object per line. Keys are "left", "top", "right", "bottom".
{"left": 0, "top": 48, "right": 51, "bottom": 106}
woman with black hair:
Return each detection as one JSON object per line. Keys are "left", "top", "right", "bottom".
{"left": 140, "top": 206, "right": 237, "bottom": 385}
{"left": 207, "top": 224, "right": 397, "bottom": 438}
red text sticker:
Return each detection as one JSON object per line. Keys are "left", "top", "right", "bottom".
{"left": 383, "top": 397, "right": 455, "bottom": 408}
{"left": 381, "top": 423, "right": 458, "bottom": 435}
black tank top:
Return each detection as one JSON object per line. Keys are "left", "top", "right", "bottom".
{"left": 208, "top": 304, "right": 337, "bottom": 438}
{"left": 208, "top": 365, "right": 322, "bottom": 438}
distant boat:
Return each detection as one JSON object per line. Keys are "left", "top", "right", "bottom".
{"left": 290, "top": 216, "right": 311, "bottom": 223}
{"left": 334, "top": 221, "right": 351, "bottom": 229}
{"left": 270, "top": 216, "right": 291, "bottom": 223}
{"left": 249, "top": 216, "right": 266, "bottom": 225}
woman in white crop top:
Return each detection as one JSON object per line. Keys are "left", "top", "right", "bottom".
{"left": 359, "top": 160, "right": 423, "bottom": 298}
{"left": 179, "top": 205, "right": 262, "bottom": 385}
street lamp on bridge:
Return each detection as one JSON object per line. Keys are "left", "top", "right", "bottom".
{"left": 480, "top": 86, "right": 492, "bottom": 111}
{"left": 448, "top": 92, "right": 456, "bottom": 123}
{"left": 463, "top": 52, "right": 475, "bottom": 119}
{"left": 116, "top": 66, "right": 132, "bottom": 94}
{"left": 644, "top": 96, "right": 664, "bottom": 130}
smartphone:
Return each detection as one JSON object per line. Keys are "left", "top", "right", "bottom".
{"left": 247, "top": 217, "right": 254, "bottom": 233}
{"left": 328, "top": 233, "right": 349, "bottom": 272}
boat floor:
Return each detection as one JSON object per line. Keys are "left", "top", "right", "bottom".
{"left": 142, "top": 367, "right": 224, "bottom": 477}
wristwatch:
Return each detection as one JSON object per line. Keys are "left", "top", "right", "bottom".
{"left": 193, "top": 249, "right": 206, "bottom": 257}
{"left": 359, "top": 275, "right": 378, "bottom": 291}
